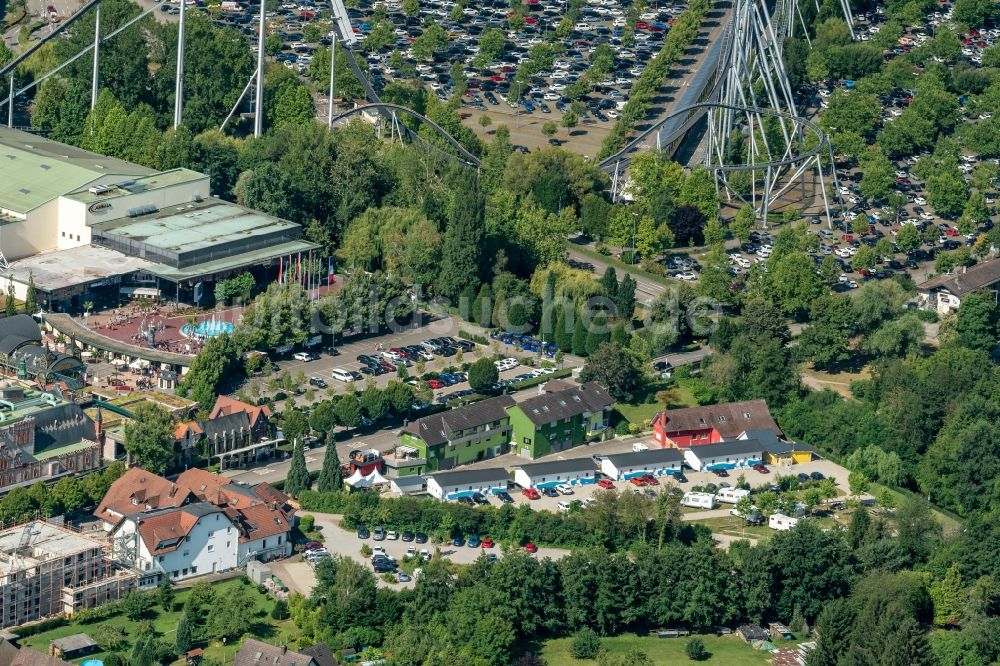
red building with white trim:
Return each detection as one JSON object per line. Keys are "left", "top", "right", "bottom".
{"left": 652, "top": 399, "right": 781, "bottom": 448}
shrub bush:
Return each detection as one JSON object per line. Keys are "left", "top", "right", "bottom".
{"left": 686, "top": 637, "right": 709, "bottom": 661}
{"left": 570, "top": 628, "right": 602, "bottom": 659}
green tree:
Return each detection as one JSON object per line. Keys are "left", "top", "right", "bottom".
{"left": 4, "top": 275, "right": 16, "bottom": 317}
{"left": 335, "top": 395, "right": 361, "bottom": 428}
{"left": 24, "top": 273, "right": 37, "bottom": 315}
{"left": 123, "top": 404, "right": 175, "bottom": 474}
{"left": 952, "top": 290, "right": 1000, "bottom": 352}
{"left": 284, "top": 440, "right": 311, "bottom": 498}
{"left": 157, "top": 577, "right": 174, "bottom": 611}
{"left": 174, "top": 613, "right": 193, "bottom": 653}
{"left": 614, "top": 274, "right": 637, "bottom": 321}
{"left": 703, "top": 217, "right": 726, "bottom": 247}
{"left": 316, "top": 443, "right": 342, "bottom": 493}
{"left": 282, "top": 408, "right": 309, "bottom": 447}
{"left": 859, "top": 149, "right": 896, "bottom": 201}
{"left": 360, "top": 386, "right": 390, "bottom": 421}
{"left": 579, "top": 342, "right": 646, "bottom": 402}
{"left": 561, "top": 110, "right": 579, "bottom": 130}
{"left": 731, "top": 205, "right": 755, "bottom": 241}
{"left": 438, "top": 174, "right": 485, "bottom": 298}
{"left": 468, "top": 358, "right": 500, "bottom": 391}
{"left": 208, "top": 583, "right": 254, "bottom": 642}
{"left": 541, "top": 121, "right": 558, "bottom": 139}
{"left": 895, "top": 224, "right": 921, "bottom": 252}
{"left": 570, "top": 628, "right": 601, "bottom": 659}
{"left": 685, "top": 637, "right": 709, "bottom": 661}
{"left": 121, "top": 591, "right": 153, "bottom": 622}
{"left": 930, "top": 564, "right": 965, "bottom": 627}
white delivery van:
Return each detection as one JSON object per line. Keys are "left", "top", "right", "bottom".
{"left": 768, "top": 513, "right": 800, "bottom": 531}
{"left": 331, "top": 368, "right": 353, "bottom": 382}
{"left": 715, "top": 488, "right": 751, "bottom": 504}
{"left": 632, "top": 443, "right": 649, "bottom": 452}
{"left": 681, "top": 492, "right": 715, "bottom": 509}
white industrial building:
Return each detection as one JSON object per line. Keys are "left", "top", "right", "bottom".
{"left": 513, "top": 459, "right": 598, "bottom": 489}
{"left": 600, "top": 448, "right": 685, "bottom": 480}
{"left": 0, "top": 127, "right": 317, "bottom": 311}
{"left": 682, "top": 440, "right": 764, "bottom": 472}
{"left": 425, "top": 468, "right": 510, "bottom": 500}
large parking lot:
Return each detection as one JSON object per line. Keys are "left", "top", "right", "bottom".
{"left": 169, "top": 0, "right": 691, "bottom": 148}
{"left": 241, "top": 313, "right": 575, "bottom": 408}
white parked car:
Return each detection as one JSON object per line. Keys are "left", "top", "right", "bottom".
{"left": 555, "top": 484, "right": 574, "bottom": 496}
{"left": 556, "top": 501, "right": 571, "bottom": 512}
{"left": 675, "top": 271, "right": 698, "bottom": 281}
{"left": 292, "top": 352, "right": 314, "bottom": 362}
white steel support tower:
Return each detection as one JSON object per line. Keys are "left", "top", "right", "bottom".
{"left": 173, "top": 0, "right": 186, "bottom": 128}
{"left": 253, "top": 0, "right": 266, "bottom": 137}
{"left": 700, "top": 0, "right": 850, "bottom": 222}
{"left": 91, "top": 2, "right": 101, "bottom": 109}
{"left": 327, "top": 33, "right": 336, "bottom": 127}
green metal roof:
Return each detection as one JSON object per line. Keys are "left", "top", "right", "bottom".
{"left": 94, "top": 201, "right": 302, "bottom": 255}
{"left": 144, "top": 238, "right": 321, "bottom": 282}
{"left": 0, "top": 128, "right": 152, "bottom": 214}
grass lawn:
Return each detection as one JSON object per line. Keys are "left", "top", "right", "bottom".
{"left": 20, "top": 579, "right": 296, "bottom": 665}
{"left": 694, "top": 514, "right": 841, "bottom": 543}
{"left": 614, "top": 380, "right": 699, "bottom": 428}
{"left": 540, "top": 633, "right": 780, "bottom": 665}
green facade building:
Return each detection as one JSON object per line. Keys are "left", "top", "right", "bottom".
{"left": 506, "top": 381, "right": 613, "bottom": 459}
{"left": 396, "top": 380, "right": 613, "bottom": 472}
{"left": 397, "top": 395, "right": 516, "bottom": 472}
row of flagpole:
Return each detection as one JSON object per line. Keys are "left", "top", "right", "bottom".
{"left": 275, "top": 251, "right": 336, "bottom": 300}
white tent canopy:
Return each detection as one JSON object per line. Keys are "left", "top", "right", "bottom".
{"left": 345, "top": 469, "right": 390, "bottom": 488}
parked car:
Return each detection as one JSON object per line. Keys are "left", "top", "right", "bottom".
{"left": 810, "top": 471, "right": 825, "bottom": 481}
{"left": 541, "top": 487, "right": 559, "bottom": 498}
{"left": 629, "top": 477, "right": 648, "bottom": 487}
{"left": 386, "top": 530, "right": 399, "bottom": 540}
{"left": 452, "top": 536, "right": 465, "bottom": 547}
{"left": 292, "top": 352, "right": 314, "bottom": 362}
{"left": 373, "top": 526, "right": 386, "bottom": 541}
{"left": 481, "top": 537, "right": 495, "bottom": 548}
{"left": 401, "top": 531, "right": 414, "bottom": 542}
{"left": 597, "top": 479, "right": 615, "bottom": 490}
{"left": 415, "top": 532, "right": 428, "bottom": 543}
{"left": 522, "top": 488, "right": 541, "bottom": 500}
{"left": 357, "top": 525, "right": 370, "bottom": 539}
{"left": 467, "top": 535, "right": 481, "bottom": 548}
{"left": 524, "top": 543, "right": 538, "bottom": 553}
{"left": 555, "top": 483, "right": 574, "bottom": 495}
{"left": 496, "top": 491, "right": 514, "bottom": 504}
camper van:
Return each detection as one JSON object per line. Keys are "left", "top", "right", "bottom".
{"left": 768, "top": 513, "right": 799, "bottom": 531}
{"left": 681, "top": 492, "right": 715, "bottom": 509}
{"left": 715, "top": 488, "right": 751, "bottom": 504}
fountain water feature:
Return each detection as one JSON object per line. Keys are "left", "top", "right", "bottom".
{"left": 180, "top": 315, "right": 234, "bottom": 339}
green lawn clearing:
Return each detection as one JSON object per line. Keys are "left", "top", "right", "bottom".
{"left": 694, "top": 514, "right": 841, "bottom": 543}
{"left": 20, "top": 579, "right": 295, "bottom": 665}
{"left": 614, "top": 380, "right": 699, "bottom": 428}
{"left": 540, "top": 633, "right": 780, "bottom": 665}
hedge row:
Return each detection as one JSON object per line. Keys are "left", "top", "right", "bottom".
{"left": 598, "top": 0, "right": 713, "bottom": 158}
{"left": 458, "top": 329, "right": 489, "bottom": 345}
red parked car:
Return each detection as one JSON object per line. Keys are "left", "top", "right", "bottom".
{"left": 522, "top": 488, "right": 540, "bottom": 500}
{"left": 428, "top": 379, "right": 443, "bottom": 389}
{"left": 634, "top": 20, "right": 650, "bottom": 29}
{"left": 629, "top": 477, "right": 648, "bottom": 487}
{"left": 753, "top": 464, "right": 771, "bottom": 474}
{"left": 481, "top": 537, "right": 495, "bottom": 548}
{"left": 597, "top": 479, "right": 614, "bottom": 490}
{"left": 524, "top": 543, "right": 538, "bottom": 553}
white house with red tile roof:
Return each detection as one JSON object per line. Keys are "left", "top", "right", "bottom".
{"left": 101, "top": 466, "right": 294, "bottom": 585}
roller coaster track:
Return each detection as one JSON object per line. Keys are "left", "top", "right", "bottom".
{"left": 328, "top": 102, "right": 481, "bottom": 167}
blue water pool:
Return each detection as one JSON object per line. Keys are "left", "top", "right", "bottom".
{"left": 181, "top": 319, "right": 234, "bottom": 338}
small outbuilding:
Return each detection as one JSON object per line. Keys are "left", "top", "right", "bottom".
{"left": 246, "top": 560, "right": 272, "bottom": 585}
{"left": 682, "top": 439, "right": 763, "bottom": 472}
{"left": 49, "top": 634, "right": 97, "bottom": 660}
{"left": 737, "top": 624, "right": 770, "bottom": 643}
{"left": 425, "top": 468, "right": 509, "bottom": 500}
{"left": 513, "top": 458, "right": 597, "bottom": 489}
{"left": 600, "top": 448, "right": 685, "bottom": 480}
